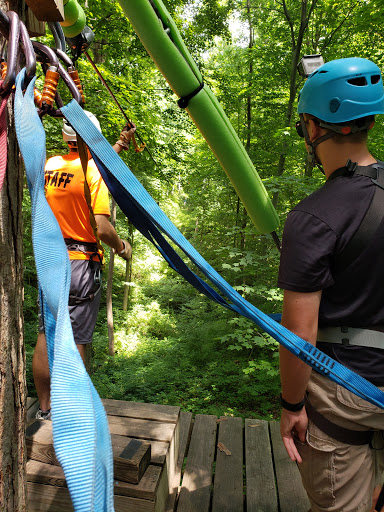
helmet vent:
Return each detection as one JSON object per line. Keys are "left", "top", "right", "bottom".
{"left": 347, "top": 77, "right": 368, "bottom": 86}
{"left": 371, "top": 75, "right": 381, "bottom": 84}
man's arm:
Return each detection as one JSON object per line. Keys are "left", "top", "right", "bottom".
{"left": 95, "top": 214, "right": 132, "bottom": 260}
{"left": 279, "top": 289, "right": 322, "bottom": 462}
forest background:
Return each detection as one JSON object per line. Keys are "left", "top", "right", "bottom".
{"left": 23, "top": 0, "right": 384, "bottom": 420}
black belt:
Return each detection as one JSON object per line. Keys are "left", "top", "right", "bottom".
{"left": 64, "top": 237, "right": 98, "bottom": 253}
{"left": 305, "top": 396, "right": 375, "bottom": 446}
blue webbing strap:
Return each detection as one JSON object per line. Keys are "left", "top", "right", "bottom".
{"left": 15, "top": 72, "right": 114, "bottom": 511}
{"left": 61, "top": 99, "right": 384, "bottom": 410}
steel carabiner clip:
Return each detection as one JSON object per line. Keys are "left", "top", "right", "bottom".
{"left": 33, "top": 41, "right": 83, "bottom": 118}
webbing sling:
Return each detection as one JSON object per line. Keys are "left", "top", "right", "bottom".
{"left": 61, "top": 99, "right": 384, "bottom": 410}
{"left": 14, "top": 72, "right": 114, "bottom": 512}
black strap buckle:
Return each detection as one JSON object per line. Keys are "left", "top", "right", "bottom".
{"left": 178, "top": 82, "right": 204, "bottom": 109}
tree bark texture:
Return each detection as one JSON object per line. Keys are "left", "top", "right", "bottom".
{"left": 0, "top": 1, "right": 27, "bottom": 510}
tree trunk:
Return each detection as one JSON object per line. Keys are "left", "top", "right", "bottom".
{"left": 272, "top": 0, "right": 318, "bottom": 207}
{"left": 122, "top": 222, "right": 134, "bottom": 312}
{"left": 0, "top": 2, "right": 27, "bottom": 509}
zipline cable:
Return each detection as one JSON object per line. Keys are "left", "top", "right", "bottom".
{"left": 84, "top": 50, "right": 157, "bottom": 165}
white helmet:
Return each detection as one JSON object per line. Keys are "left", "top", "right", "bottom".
{"left": 62, "top": 110, "right": 102, "bottom": 142}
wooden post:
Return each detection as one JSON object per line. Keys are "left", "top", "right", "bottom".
{"left": 0, "top": 1, "right": 27, "bottom": 509}
{"left": 122, "top": 222, "right": 134, "bottom": 312}
{"left": 106, "top": 198, "right": 116, "bottom": 356}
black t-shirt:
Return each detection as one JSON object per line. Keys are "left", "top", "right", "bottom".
{"left": 278, "top": 168, "right": 384, "bottom": 385}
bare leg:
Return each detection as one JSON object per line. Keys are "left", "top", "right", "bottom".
{"left": 32, "top": 333, "right": 51, "bottom": 411}
{"left": 76, "top": 343, "right": 87, "bottom": 365}
{"left": 33, "top": 334, "right": 90, "bottom": 411}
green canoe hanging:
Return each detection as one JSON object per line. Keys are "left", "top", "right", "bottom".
{"left": 118, "top": 0, "right": 279, "bottom": 234}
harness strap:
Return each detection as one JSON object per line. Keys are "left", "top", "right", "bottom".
{"left": 317, "top": 326, "right": 384, "bottom": 350}
{"left": 69, "top": 284, "right": 101, "bottom": 306}
{"left": 76, "top": 134, "right": 105, "bottom": 267}
{"left": 305, "top": 396, "right": 374, "bottom": 446}
{"left": 334, "top": 162, "right": 384, "bottom": 273}
{"left": 64, "top": 237, "right": 98, "bottom": 253}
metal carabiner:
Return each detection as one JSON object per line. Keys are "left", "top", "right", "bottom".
{"left": 19, "top": 21, "right": 36, "bottom": 89}
{"left": 54, "top": 49, "right": 85, "bottom": 105}
{"left": 1, "top": 11, "right": 20, "bottom": 94}
{"left": 48, "top": 21, "right": 66, "bottom": 53}
{"left": 32, "top": 41, "right": 83, "bottom": 117}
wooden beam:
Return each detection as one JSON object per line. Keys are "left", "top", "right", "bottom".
{"left": 24, "top": 0, "right": 64, "bottom": 21}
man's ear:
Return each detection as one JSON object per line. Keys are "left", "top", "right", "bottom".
{"left": 307, "top": 118, "right": 321, "bottom": 143}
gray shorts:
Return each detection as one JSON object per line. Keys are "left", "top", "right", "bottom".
{"left": 39, "top": 259, "right": 102, "bottom": 345}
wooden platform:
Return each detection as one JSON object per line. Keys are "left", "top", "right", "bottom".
{"left": 26, "top": 398, "right": 310, "bottom": 512}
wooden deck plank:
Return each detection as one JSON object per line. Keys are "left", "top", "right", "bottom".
{"left": 177, "top": 414, "right": 217, "bottom": 512}
{"left": 103, "top": 399, "right": 180, "bottom": 423}
{"left": 269, "top": 421, "right": 310, "bottom": 512}
{"left": 27, "top": 482, "right": 160, "bottom": 512}
{"left": 27, "top": 458, "right": 163, "bottom": 501}
{"left": 212, "top": 417, "right": 243, "bottom": 512}
{"left": 165, "top": 411, "right": 193, "bottom": 512}
{"left": 108, "top": 415, "right": 176, "bottom": 443}
{"left": 245, "top": 419, "right": 278, "bottom": 512}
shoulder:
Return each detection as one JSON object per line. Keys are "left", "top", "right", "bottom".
{"left": 45, "top": 155, "right": 66, "bottom": 171}
{"left": 292, "top": 174, "right": 374, "bottom": 230}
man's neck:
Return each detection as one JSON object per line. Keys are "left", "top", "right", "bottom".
{"left": 319, "top": 142, "right": 376, "bottom": 179}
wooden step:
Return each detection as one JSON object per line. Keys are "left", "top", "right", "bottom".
{"left": 26, "top": 419, "right": 151, "bottom": 484}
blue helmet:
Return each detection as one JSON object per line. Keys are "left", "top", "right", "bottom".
{"left": 297, "top": 57, "right": 384, "bottom": 123}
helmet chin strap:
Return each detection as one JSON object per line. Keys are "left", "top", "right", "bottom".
{"left": 299, "top": 114, "right": 335, "bottom": 174}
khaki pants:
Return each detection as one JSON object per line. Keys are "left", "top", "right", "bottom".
{"left": 295, "top": 372, "right": 384, "bottom": 512}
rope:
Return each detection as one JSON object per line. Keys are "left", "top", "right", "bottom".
{"left": 15, "top": 70, "right": 114, "bottom": 512}
{"left": 61, "top": 98, "right": 384, "bottom": 411}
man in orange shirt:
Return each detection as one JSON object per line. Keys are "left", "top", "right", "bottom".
{"left": 33, "top": 111, "right": 135, "bottom": 420}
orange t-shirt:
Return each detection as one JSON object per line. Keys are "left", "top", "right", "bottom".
{"left": 45, "top": 153, "right": 110, "bottom": 260}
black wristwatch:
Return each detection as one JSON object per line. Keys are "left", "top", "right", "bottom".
{"left": 280, "top": 394, "right": 305, "bottom": 412}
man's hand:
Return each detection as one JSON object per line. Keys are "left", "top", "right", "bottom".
{"left": 114, "top": 239, "right": 132, "bottom": 261}
{"left": 115, "top": 122, "right": 137, "bottom": 151}
{"left": 280, "top": 407, "right": 308, "bottom": 463}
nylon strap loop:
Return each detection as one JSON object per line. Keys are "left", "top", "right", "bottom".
{"left": 62, "top": 99, "right": 384, "bottom": 411}
{"left": 15, "top": 70, "right": 114, "bottom": 512}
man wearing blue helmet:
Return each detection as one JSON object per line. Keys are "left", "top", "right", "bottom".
{"left": 278, "top": 57, "right": 384, "bottom": 512}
